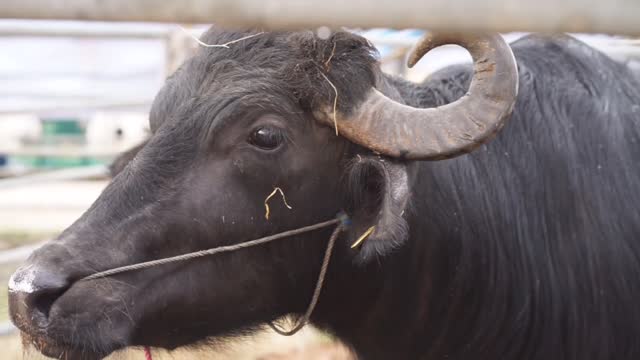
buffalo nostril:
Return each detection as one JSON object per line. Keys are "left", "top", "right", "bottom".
{"left": 9, "top": 265, "right": 71, "bottom": 318}
{"left": 30, "top": 284, "right": 70, "bottom": 318}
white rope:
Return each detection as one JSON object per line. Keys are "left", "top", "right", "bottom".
{"left": 81, "top": 217, "right": 341, "bottom": 281}
{"left": 80, "top": 214, "right": 349, "bottom": 336}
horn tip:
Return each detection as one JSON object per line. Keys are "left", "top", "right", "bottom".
{"left": 406, "top": 53, "right": 418, "bottom": 68}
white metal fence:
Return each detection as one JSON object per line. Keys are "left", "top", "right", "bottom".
{"left": 1, "top": 0, "right": 640, "bottom": 35}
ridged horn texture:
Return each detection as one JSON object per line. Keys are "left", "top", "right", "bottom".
{"left": 316, "top": 32, "right": 519, "bottom": 160}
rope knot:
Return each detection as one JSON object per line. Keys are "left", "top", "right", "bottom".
{"left": 337, "top": 211, "right": 351, "bottom": 229}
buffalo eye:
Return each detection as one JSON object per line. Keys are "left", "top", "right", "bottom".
{"left": 248, "top": 126, "right": 284, "bottom": 150}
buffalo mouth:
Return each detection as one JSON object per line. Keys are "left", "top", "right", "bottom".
{"left": 11, "top": 302, "right": 127, "bottom": 360}
{"left": 9, "top": 278, "right": 131, "bottom": 360}
{"left": 19, "top": 330, "right": 109, "bottom": 360}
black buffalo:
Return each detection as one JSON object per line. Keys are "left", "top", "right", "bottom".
{"left": 8, "top": 27, "right": 640, "bottom": 360}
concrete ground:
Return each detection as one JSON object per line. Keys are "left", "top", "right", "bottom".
{"left": 1, "top": 328, "right": 354, "bottom": 360}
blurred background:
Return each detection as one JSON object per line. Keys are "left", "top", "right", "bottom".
{"left": 0, "top": 18, "right": 639, "bottom": 359}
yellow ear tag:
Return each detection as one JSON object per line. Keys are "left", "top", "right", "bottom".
{"left": 351, "top": 226, "right": 376, "bottom": 249}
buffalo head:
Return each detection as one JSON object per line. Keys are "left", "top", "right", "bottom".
{"left": 8, "top": 27, "right": 517, "bottom": 359}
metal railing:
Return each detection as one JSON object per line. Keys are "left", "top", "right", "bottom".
{"left": 0, "top": 164, "right": 108, "bottom": 189}
{"left": 0, "top": 20, "right": 172, "bottom": 38}
{"left": 1, "top": 0, "right": 640, "bottom": 35}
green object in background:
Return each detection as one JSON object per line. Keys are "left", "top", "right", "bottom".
{"left": 41, "top": 117, "right": 86, "bottom": 145}
{"left": 13, "top": 155, "right": 105, "bottom": 168}
{"left": 42, "top": 118, "right": 85, "bottom": 135}
{"left": 9, "top": 116, "right": 108, "bottom": 169}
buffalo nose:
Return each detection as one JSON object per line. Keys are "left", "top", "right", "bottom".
{"left": 8, "top": 265, "right": 71, "bottom": 319}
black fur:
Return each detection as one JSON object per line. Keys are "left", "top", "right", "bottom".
{"left": 324, "top": 34, "right": 640, "bottom": 359}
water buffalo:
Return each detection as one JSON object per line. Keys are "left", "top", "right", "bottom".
{"left": 8, "top": 26, "right": 640, "bottom": 360}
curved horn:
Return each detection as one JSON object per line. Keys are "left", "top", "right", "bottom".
{"left": 316, "top": 32, "right": 518, "bottom": 160}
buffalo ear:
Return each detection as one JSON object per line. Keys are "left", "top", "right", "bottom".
{"left": 109, "top": 140, "right": 148, "bottom": 178}
{"left": 343, "top": 155, "right": 412, "bottom": 264}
